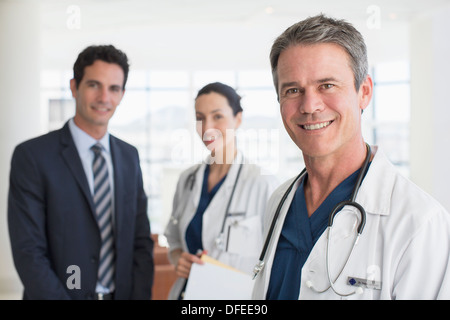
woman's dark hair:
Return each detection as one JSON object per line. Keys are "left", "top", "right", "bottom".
{"left": 196, "top": 82, "right": 243, "bottom": 115}
{"left": 73, "top": 44, "right": 129, "bottom": 89}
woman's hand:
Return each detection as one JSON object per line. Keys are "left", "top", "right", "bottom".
{"left": 175, "top": 251, "right": 205, "bottom": 279}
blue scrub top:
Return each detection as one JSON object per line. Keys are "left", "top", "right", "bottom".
{"left": 266, "top": 167, "right": 367, "bottom": 300}
{"left": 185, "top": 165, "right": 227, "bottom": 254}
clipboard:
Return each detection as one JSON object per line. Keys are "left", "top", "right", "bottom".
{"left": 183, "top": 255, "right": 254, "bottom": 300}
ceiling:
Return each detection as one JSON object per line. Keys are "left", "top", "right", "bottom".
{"left": 37, "top": 0, "right": 450, "bottom": 69}
{"left": 40, "top": 0, "right": 450, "bottom": 26}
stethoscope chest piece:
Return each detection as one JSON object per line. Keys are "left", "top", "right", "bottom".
{"left": 252, "top": 260, "right": 265, "bottom": 279}
{"left": 215, "top": 233, "right": 225, "bottom": 251}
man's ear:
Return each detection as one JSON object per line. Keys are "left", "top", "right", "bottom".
{"left": 69, "top": 78, "right": 77, "bottom": 98}
{"left": 235, "top": 111, "right": 243, "bottom": 129}
{"left": 359, "top": 75, "right": 373, "bottom": 113}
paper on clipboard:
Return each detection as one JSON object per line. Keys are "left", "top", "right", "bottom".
{"left": 183, "top": 255, "right": 254, "bottom": 300}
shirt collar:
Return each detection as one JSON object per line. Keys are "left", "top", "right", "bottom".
{"left": 68, "top": 118, "right": 110, "bottom": 154}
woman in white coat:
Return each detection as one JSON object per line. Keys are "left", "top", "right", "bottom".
{"left": 164, "top": 82, "right": 279, "bottom": 300}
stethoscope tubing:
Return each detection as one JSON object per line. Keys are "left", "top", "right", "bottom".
{"left": 254, "top": 144, "right": 372, "bottom": 295}
{"left": 328, "top": 200, "right": 366, "bottom": 235}
{"left": 172, "top": 161, "right": 244, "bottom": 252}
{"left": 219, "top": 163, "right": 243, "bottom": 235}
{"left": 257, "top": 168, "right": 306, "bottom": 263}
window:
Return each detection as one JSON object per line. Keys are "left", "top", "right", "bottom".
{"left": 42, "top": 62, "right": 411, "bottom": 232}
{"left": 362, "top": 60, "right": 410, "bottom": 177}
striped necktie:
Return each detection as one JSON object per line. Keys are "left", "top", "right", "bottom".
{"left": 91, "top": 143, "right": 115, "bottom": 292}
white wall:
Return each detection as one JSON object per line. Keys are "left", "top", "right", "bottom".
{"left": 0, "top": 0, "right": 43, "bottom": 298}
{"left": 410, "top": 5, "right": 450, "bottom": 212}
{"left": 1, "top": 1, "right": 449, "bottom": 299}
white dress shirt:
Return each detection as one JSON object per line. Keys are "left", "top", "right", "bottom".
{"left": 68, "top": 118, "right": 115, "bottom": 294}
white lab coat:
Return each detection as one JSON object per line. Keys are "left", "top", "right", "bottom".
{"left": 252, "top": 146, "right": 450, "bottom": 300}
{"left": 164, "top": 151, "right": 279, "bottom": 300}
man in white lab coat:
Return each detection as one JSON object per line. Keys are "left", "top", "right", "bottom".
{"left": 252, "top": 14, "right": 450, "bottom": 300}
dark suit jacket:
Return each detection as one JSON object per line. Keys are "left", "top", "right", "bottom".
{"left": 8, "top": 122, "right": 154, "bottom": 300}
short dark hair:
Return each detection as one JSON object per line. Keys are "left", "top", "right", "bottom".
{"left": 196, "top": 82, "right": 243, "bottom": 115}
{"left": 72, "top": 45, "right": 129, "bottom": 89}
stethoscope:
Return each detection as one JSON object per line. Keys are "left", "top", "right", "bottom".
{"left": 170, "top": 162, "right": 244, "bottom": 252}
{"left": 253, "top": 144, "right": 371, "bottom": 297}
{"left": 214, "top": 163, "right": 243, "bottom": 251}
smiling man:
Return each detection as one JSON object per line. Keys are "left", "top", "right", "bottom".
{"left": 8, "top": 45, "right": 154, "bottom": 300}
{"left": 70, "top": 59, "right": 125, "bottom": 139}
{"left": 251, "top": 14, "right": 450, "bottom": 300}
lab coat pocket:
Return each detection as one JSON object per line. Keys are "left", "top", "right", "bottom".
{"left": 226, "top": 215, "right": 262, "bottom": 257}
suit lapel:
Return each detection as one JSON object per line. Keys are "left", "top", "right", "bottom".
{"left": 60, "top": 122, "right": 96, "bottom": 216}
{"left": 109, "top": 136, "right": 124, "bottom": 239}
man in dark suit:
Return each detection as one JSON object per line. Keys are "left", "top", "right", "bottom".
{"left": 7, "top": 45, "right": 154, "bottom": 300}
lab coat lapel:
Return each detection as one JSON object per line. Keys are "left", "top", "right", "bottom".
{"left": 355, "top": 146, "right": 392, "bottom": 217}
{"left": 189, "top": 163, "right": 205, "bottom": 208}
{"left": 262, "top": 174, "right": 304, "bottom": 293}
{"left": 200, "top": 152, "right": 243, "bottom": 255}
{"left": 209, "top": 152, "right": 246, "bottom": 216}
{"left": 222, "top": 157, "right": 241, "bottom": 200}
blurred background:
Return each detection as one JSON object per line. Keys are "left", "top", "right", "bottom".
{"left": 1, "top": 0, "right": 449, "bottom": 299}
